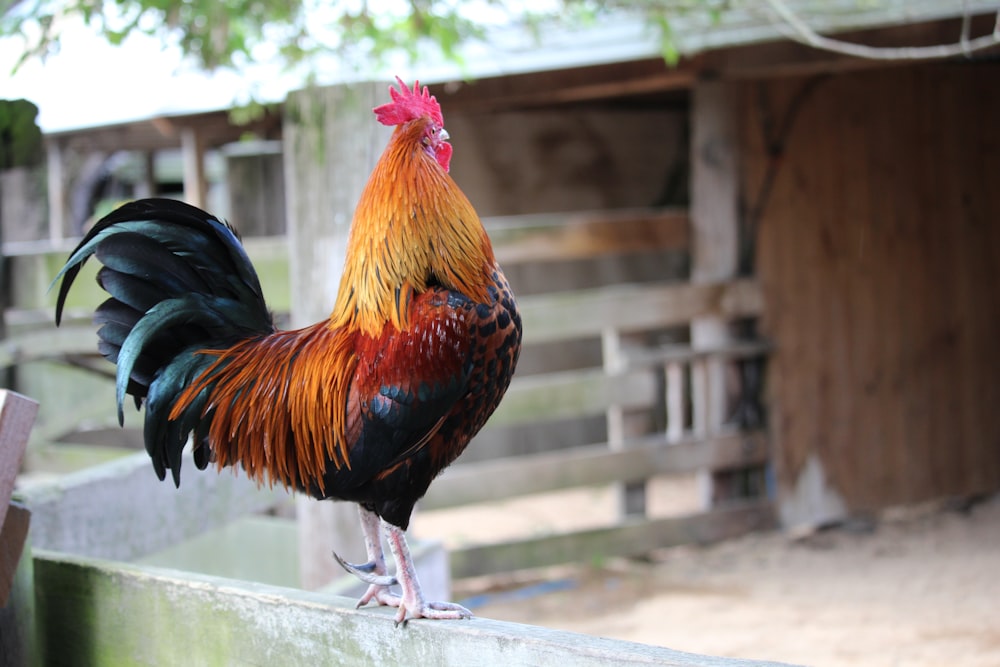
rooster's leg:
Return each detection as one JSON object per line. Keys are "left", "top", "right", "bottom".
{"left": 383, "top": 521, "right": 472, "bottom": 624}
{"left": 335, "top": 505, "right": 401, "bottom": 609}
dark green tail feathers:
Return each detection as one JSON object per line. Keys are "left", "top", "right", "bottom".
{"left": 53, "top": 198, "right": 276, "bottom": 484}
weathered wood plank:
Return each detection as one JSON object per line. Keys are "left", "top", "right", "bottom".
{"left": 449, "top": 503, "right": 776, "bottom": 579}
{"left": 518, "top": 280, "right": 763, "bottom": 345}
{"left": 422, "top": 432, "right": 768, "bottom": 510}
{"left": 5, "top": 282, "right": 766, "bottom": 369}
{"left": 21, "top": 391, "right": 122, "bottom": 445}
{"left": 32, "top": 550, "right": 793, "bottom": 667}
{"left": 0, "top": 523, "right": 35, "bottom": 667}
{"left": 180, "top": 127, "right": 208, "bottom": 208}
{"left": 691, "top": 79, "right": 742, "bottom": 508}
{"left": 0, "top": 325, "right": 99, "bottom": 367}
{"left": 489, "top": 367, "right": 656, "bottom": 426}
{"left": 0, "top": 502, "right": 29, "bottom": 606}
{"left": 752, "top": 64, "right": 1000, "bottom": 516}
{"left": 488, "top": 208, "right": 689, "bottom": 265}
{"left": 0, "top": 391, "right": 38, "bottom": 529}
{"left": 624, "top": 340, "right": 772, "bottom": 370}
{"left": 284, "top": 80, "right": 394, "bottom": 590}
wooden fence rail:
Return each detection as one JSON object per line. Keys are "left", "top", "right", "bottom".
{"left": 423, "top": 432, "right": 769, "bottom": 511}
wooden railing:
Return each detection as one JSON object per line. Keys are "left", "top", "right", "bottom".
{"left": 420, "top": 208, "right": 773, "bottom": 577}
{"left": 427, "top": 285, "right": 772, "bottom": 577}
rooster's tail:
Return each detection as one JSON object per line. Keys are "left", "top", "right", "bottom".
{"left": 54, "top": 198, "right": 275, "bottom": 484}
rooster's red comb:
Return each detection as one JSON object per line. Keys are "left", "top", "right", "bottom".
{"left": 373, "top": 77, "right": 443, "bottom": 128}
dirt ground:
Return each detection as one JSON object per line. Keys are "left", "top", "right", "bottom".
{"left": 413, "top": 484, "right": 1000, "bottom": 667}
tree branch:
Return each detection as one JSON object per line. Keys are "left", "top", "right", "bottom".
{"left": 764, "top": 0, "right": 1000, "bottom": 60}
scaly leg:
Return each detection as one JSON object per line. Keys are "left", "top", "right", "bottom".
{"left": 333, "top": 506, "right": 400, "bottom": 608}
{"left": 383, "top": 521, "right": 472, "bottom": 624}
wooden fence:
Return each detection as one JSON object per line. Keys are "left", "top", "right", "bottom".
{"left": 427, "top": 209, "right": 774, "bottom": 577}
{"left": 2, "top": 207, "right": 774, "bottom": 583}
{"left": 0, "top": 392, "right": 792, "bottom": 666}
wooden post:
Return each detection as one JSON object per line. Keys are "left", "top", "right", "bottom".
{"left": 135, "top": 151, "right": 157, "bottom": 199}
{"left": 0, "top": 392, "right": 37, "bottom": 528}
{"left": 282, "top": 80, "right": 392, "bottom": 590}
{"left": 0, "top": 507, "right": 33, "bottom": 667}
{"left": 603, "top": 328, "right": 638, "bottom": 516}
{"left": 45, "top": 139, "right": 67, "bottom": 242}
{"left": 0, "top": 391, "right": 38, "bottom": 607}
{"left": 0, "top": 177, "right": 7, "bottom": 392}
{"left": 690, "top": 79, "right": 739, "bottom": 509}
{"left": 180, "top": 127, "right": 208, "bottom": 208}
{"left": 664, "top": 361, "right": 685, "bottom": 443}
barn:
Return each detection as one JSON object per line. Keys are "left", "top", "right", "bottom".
{"left": 1, "top": 2, "right": 999, "bottom": 663}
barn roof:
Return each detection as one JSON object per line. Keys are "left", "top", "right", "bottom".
{"left": 32, "top": 0, "right": 999, "bottom": 150}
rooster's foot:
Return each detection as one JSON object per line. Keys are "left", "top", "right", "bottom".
{"left": 395, "top": 599, "right": 472, "bottom": 626}
{"left": 356, "top": 584, "right": 403, "bottom": 610}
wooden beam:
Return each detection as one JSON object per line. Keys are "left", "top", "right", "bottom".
{"left": 135, "top": 151, "right": 157, "bottom": 199}
{"left": 0, "top": 505, "right": 34, "bottom": 665}
{"left": 0, "top": 502, "right": 30, "bottom": 606}
{"left": 0, "top": 325, "right": 101, "bottom": 368}
{"left": 624, "top": 340, "right": 772, "bottom": 370}
{"left": 283, "top": 80, "right": 393, "bottom": 590}
{"left": 489, "top": 368, "right": 656, "bottom": 427}
{"left": 422, "top": 431, "right": 769, "bottom": 510}
{"left": 0, "top": 391, "right": 38, "bottom": 529}
{"left": 691, "top": 79, "right": 742, "bottom": 508}
{"left": 44, "top": 140, "right": 66, "bottom": 242}
{"left": 0, "top": 189, "right": 7, "bottom": 391}
{"left": 449, "top": 503, "right": 776, "bottom": 578}
{"left": 517, "top": 279, "right": 763, "bottom": 345}
{"left": 431, "top": 58, "right": 695, "bottom": 112}
{"left": 180, "top": 127, "right": 207, "bottom": 208}
{"left": 0, "top": 391, "right": 36, "bottom": 611}
{"left": 488, "top": 208, "right": 689, "bottom": 266}
{"left": 48, "top": 107, "right": 283, "bottom": 154}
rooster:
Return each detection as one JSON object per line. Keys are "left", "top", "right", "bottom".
{"left": 54, "top": 78, "right": 522, "bottom": 623}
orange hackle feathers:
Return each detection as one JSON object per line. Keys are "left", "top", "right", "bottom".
{"left": 171, "top": 324, "right": 358, "bottom": 493}
{"left": 329, "top": 117, "right": 494, "bottom": 337}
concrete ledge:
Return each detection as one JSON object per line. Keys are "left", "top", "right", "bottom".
{"left": 20, "top": 450, "right": 290, "bottom": 561}
{"left": 33, "top": 549, "right": 796, "bottom": 667}
{"left": 137, "top": 514, "right": 451, "bottom": 601}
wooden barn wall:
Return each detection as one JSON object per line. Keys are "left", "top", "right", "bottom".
{"left": 447, "top": 109, "right": 686, "bottom": 217}
{"left": 747, "top": 62, "right": 1000, "bottom": 513}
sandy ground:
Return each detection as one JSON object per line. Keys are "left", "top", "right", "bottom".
{"left": 412, "top": 484, "right": 1000, "bottom": 667}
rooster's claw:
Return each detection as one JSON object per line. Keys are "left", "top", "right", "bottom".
{"left": 334, "top": 551, "right": 398, "bottom": 586}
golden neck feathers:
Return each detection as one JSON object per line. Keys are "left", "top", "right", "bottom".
{"left": 330, "top": 120, "right": 495, "bottom": 335}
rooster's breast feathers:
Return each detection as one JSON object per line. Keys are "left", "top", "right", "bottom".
{"left": 339, "top": 288, "right": 477, "bottom": 486}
